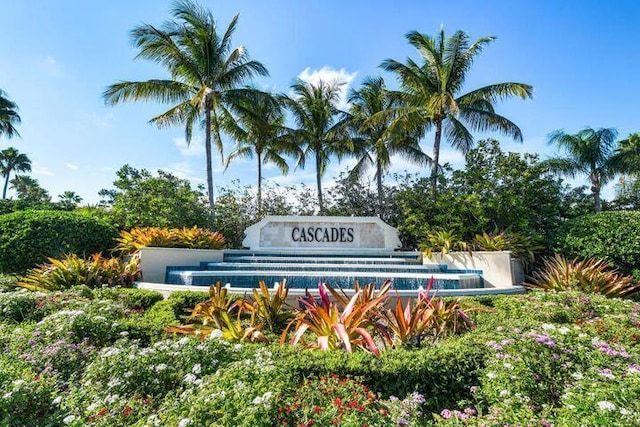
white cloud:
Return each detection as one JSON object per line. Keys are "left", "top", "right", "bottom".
{"left": 297, "top": 66, "right": 358, "bottom": 109}
{"left": 37, "top": 55, "right": 62, "bottom": 76}
{"left": 32, "top": 165, "right": 54, "bottom": 176}
{"left": 173, "top": 136, "right": 205, "bottom": 157}
{"left": 65, "top": 162, "right": 78, "bottom": 170}
{"left": 166, "top": 161, "right": 205, "bottom": 183}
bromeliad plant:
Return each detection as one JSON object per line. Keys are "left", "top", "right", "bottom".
{"left": 165, "top": 282, "right": 267, "bottom": 343}
{"left": 251, "top": 280, "right": 291, "bottom": 331}
{"left": 525, "top": 255, "right": 640, "bottom": 298}
{"left": 115, "top": 226, "right": 225, "bottom": 254}
{"left": 384, "top": 278, "right": 479, "bottom": 347}
{"left": 420, "top": 230, "right": 469, "bottom": 258}
{"left": 17, "top": 254, "right": 141, "bottom": 291}
{"left": 280, "top": 282, "right": 391, "bottom": 355}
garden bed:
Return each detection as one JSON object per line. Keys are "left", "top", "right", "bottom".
{"left": 1, "top": 285, "right": 639, "bottom": 426}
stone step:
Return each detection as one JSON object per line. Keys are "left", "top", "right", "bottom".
{"left": 165, "top": 269, "right": 482, "bottom": 290}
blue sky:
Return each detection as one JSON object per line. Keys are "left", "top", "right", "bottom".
{"left": 1, "top": 0, "right": 639, "bottom": 203}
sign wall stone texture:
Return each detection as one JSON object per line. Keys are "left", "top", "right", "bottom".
{"left": 243, "top": 216, "right": 402, "bottom": 251}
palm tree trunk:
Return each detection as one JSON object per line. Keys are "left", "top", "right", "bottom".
{"left": 204, "top": 104, "right": 215, "bottom": 218}
{"left": 431, "top": 119, "right": 443, "bottom": 197}
{"left": 591, "top": 173, "right": 602, "bottom": 212}
{"left": 376, "top": 159, "right": 383, "bottom": 217}
{"left": 257, "top": 151, "right": 263, "bottom": 215}
{"left": 315, "top": 149, "right": 324, "bottom": 214}
{"left": 2, "top": 171, "right": 9, "bottom": 199}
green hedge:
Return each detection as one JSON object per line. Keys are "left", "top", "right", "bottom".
{"left": 93, "top": 288, "right": 164, "bottom": 310}
{"left": 553, "top": 211, "right": 640, "bottom": 276}
{"left": 273, "top": 333, "right": 488, "bottom": 411}
{"left": 0, "top": 210, "right": 118, "bottom": 274}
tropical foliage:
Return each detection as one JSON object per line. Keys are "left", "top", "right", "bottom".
{"left": 104, "top": 0, "right": 268, "bottom": 214}
{"left": 0, "top": 89, "right": 20, "bottom": 139}
{"left": 281, "top": 282, "right": 391, "bottom": 355}
{"left": 224, "top": 91, "right": 299, "bottom": 213}
{"left": 99, "top": 165, "right": 212, "bottom": 229}
{"left": 382, "top": 29, "right": 532, "bottom": 194}
{"left": 524, "top": 255, "right": 640, "bottom": 298}
{"left": 282, "top": 79, "right": 352, "bottom": 213}
{"left": 17, "top": 253, "right": 141, "bottom": 291}
{"left": 2, "top": 284, "right": 640, "bottom": 425}
{"left": 115, "top": 226, "right": 225, "bottom": 254}
{"left": 546, "top": 127, "right": 620, "bottom": 212}
{"left": 347, "top": 76, "right": 429, "bottom": 213}
{"left": 0, "top": 147, "right": 31, "bottom": 199}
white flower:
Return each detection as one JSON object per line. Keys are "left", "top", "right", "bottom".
{"left": 233, "top": 344, "right": 243, "bottom": 351}
{"left": 120, "top": 331, "right": 129, "bottom": 337}
{"left": 178, "top": 418, "right": 191, "bottom": 427}
{"left": 2, "top": 392, "right": 12, "bottom": 399}
{"left": 503, "top": 362, "right": 513, "bottom": 369}
{"left": 183, "top": 373, "right": 198, "bottom": 384}
{"left": 53, "top": 396, "right": 63, "bottom": 405}
{"left": 541, "top": 324, "right": 556, "bottom": 330}
{"left": 208, "top": 329, "right": 223, "bottom": 340}
{"left": 597, "top": 401, "right": 616, "bottom": 411}
{"left": 177, "top": 337, "right": 190, "bottom": 345}
{"left": 155, "top": 364, "right": 168, "bottom": 372}
{"left": 192, "top": 364, "right": 201, "bottom": 375}
{"left": 499, "top": 389, "right": 509, "bottom": 397}
{"left": 487, "top": 371, "right": 497, "bottom": 379}
{"left": 63, "top": 415, "right": 76, "bottom": 424}
{"left": 620, "top": 407, "right": 631, "bottom": 415}
{"left": 558, "top": 327, "right": 570, "bottom": 335}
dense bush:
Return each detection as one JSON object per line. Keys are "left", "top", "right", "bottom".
{"left": 554, "top": 210, "right": 640, "bottom": 277}
{"left": 94, "top": 287, "right": 164, "bottom": 310}
{"left": 0, "top": 210, "right": 118, "bottom": 274}
{"left": 274, "top": 334, "right": 487, "bottom": 410}
{"left": 99, "top": 165, "right": 212, "bottom": 229}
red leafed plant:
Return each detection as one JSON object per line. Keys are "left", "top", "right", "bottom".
{"left": 385, "top": 278, "right": 483, "bottom": 346}
{"left": 280, "top": 281, "right": 391, "bottom": 355}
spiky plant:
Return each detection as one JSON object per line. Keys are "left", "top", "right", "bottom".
{"left": 525, "top": 255, "right": 640, "bottom": 298}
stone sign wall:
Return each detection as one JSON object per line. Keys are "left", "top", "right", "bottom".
{"left": 242, "top": 216, "right": 402, "bottom": 251}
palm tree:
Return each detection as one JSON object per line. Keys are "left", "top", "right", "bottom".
{"left": 546, "top": 127, "right": 619, "bottom": 212}
{"left": 348, "top": 76, "right": 430, "bottom": 213}
{"left": 381, "top": 28, "right": 533, "bottom": 195}
{"left": 282, "top": 79, "right": 351, "bottom": 214}
{"left": 0, "top": 147, "right": 31, "bottom": 199}
{"left": 58, "top": 191, "right": 83, "bottom": 209}
{"left": 224, "top": 91, "right": 299, "bottom": 213}
{"left": 10, "top": 175, "right": 50, "bottom": 202}
{"left": 103, "top": 0, "right": 268, "bottom": 216}
{"left": 0, "top": 90, "right": 21, "bottom": 140}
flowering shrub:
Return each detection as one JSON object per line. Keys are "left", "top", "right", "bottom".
{"left": 0, "top": 356, "right": 63, "bottom": 426}
{"left": 276, "top": 375, "right": 391, "bottom": 426}
{"left": 1, "top": 287, "right": 640, "bottom": 425}
{"left": 149, "top": 348, "right": 286, "bottom": 427}
{"left": 61, "top": 336, "right": 249, "bottom": 426}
